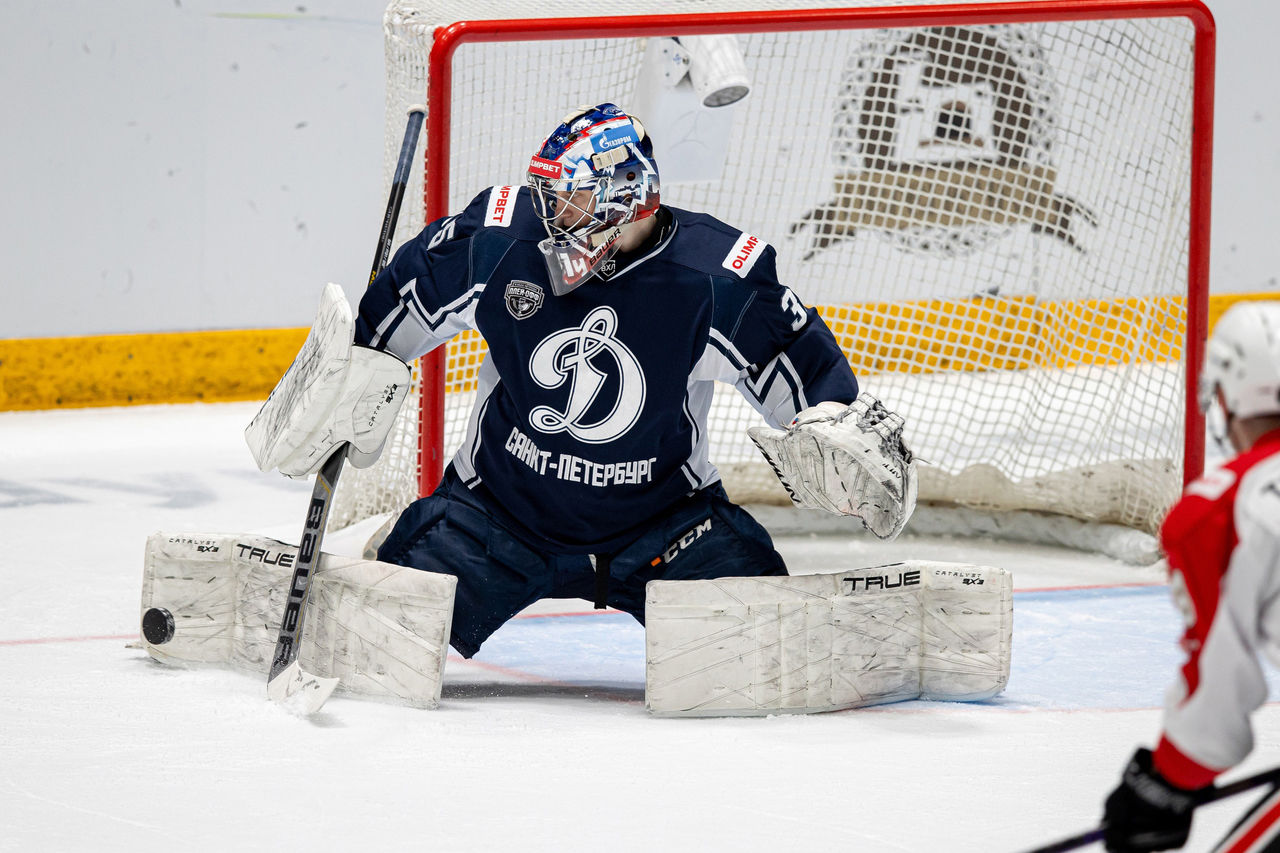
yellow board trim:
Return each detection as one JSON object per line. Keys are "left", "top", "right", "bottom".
{"left": 0, "top": 328, "right": 308, "bottom": 412}
{"left": 0, "top": 293, "right": 1274, "bottom": 412}
{"left": 820, "top": 295, "right": 1187, "bottom": 374}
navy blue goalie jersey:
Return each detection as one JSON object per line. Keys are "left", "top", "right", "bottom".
{"left": 354, "top": 185, "right": 858, "bottom": 551}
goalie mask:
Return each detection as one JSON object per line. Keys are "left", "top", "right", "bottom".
{"left": 1197, "top": 301, "right": 1280, "bottom": 448}
{"left": 527, "top": 103, "right": 661, "bottom": 295}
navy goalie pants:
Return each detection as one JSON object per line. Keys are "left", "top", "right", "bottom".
{"left": 376, "top": 466, "right": 788, "bottom": 658}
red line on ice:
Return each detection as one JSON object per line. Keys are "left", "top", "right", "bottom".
{"left": 0, "top": 633, "right": 138, "bottom": 646}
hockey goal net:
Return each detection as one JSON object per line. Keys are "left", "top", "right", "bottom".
{"left": 330, "top": 0, "right": 1214, "bottom": 544}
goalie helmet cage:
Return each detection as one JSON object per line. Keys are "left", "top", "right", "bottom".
{"left": 330, "top": 0, "right": 1214, "bottom": 545}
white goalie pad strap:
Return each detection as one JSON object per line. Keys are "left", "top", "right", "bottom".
{"left": 747, "top": 393, "right": 918, "bottom": 539}
{"left": 141, "top": 532, "right": 457, "bottom": 709}
{"left": 644, "top": 561, "right": 1012, "bottom": 717}
{"left": 245, "top": 282, "right": 411, "bottom": 478}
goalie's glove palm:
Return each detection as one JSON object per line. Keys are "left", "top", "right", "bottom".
{"left": 748, "top": 394, "right": 917, "bottom": 539}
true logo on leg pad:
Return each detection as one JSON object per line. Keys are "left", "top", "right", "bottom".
{"left": 842, "top": 568, "right": 921, "bottom": 593}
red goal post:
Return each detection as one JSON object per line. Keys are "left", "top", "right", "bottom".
{"left": 333, "top": 0, "right": 1215, "bottom": 546}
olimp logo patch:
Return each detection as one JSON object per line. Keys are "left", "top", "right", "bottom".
{"left": 792, "top": 25, "right": 1097, "bottom": 260}
{"left": 505, "top": 280, "right": 544, "bottom": 319}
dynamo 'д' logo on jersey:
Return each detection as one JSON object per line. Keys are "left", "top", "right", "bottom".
{"left": 526, "top": 306, "right": 646, "bottom": 445}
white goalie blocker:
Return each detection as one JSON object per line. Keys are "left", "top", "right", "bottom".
{"left": 245, "top": 282, "right": 411, "bottom": 479}
{"left": 140, "top": 533, "right": 457, "bottom": 709}
{"left": 645, "top": 561, "right": 1012, "bottom": 716}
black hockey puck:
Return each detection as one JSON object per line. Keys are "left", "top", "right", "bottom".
{"left": 142, "top": 607, "right": 175, "bottom": 645}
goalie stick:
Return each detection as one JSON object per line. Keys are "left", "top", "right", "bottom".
{"left": 266, "top": 104, "right": 427, "bottom": 715}
{"left": 1018, "top": 764, "right": 1280, "bottom": 853}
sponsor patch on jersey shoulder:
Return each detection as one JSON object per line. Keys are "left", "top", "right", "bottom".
{"left": 485, "top": 185, "right": 517, "bottom": 228}
{"left": 721, "top": 232, "right": 766, "bottom": 277}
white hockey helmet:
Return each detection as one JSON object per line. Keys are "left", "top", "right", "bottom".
{"left": 526, "top": 103, "right": 660, "bottom": 295}
{"left": 1197, "top": 301, "right": 1280, "bottom": 419}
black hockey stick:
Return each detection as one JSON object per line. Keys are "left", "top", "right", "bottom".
{"left": 266, "top": 104, "right": 427, "bottom": 714}
{"left": 1019, "top": 764, "right": 1280, "bottom": 853}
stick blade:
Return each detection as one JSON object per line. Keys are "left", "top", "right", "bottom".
{"left": 267, "top": 660, "right": 339, "bottom": 716}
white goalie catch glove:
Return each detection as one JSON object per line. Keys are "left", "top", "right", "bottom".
{"left": 748, "top": 393, "right": 918, "bottom": 539}
{"left": 245, "top": 282, "right": 411, "bottom": 478}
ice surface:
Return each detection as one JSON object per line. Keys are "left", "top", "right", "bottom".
{"left": 2, "top": 402, "right": 1278, "bottom": 852}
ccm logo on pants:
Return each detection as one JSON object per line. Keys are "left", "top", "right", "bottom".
{"left": 651, "top": 519, "right": 713, "bottom": 566}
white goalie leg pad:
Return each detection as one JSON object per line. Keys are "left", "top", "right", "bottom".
{"left": 244, "top": 282, "right": 411, "bottom": 478}
{"left": 644, "top": 561, "right": 1011, "bottom": 716}
{"left": 141, "top": 532, "right": 457, "bottom": 709}
{"left": 747, "top": 393, "right": 918, "bottom": 539}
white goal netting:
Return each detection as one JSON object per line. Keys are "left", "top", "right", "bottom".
{"left": 330, "top": 0, "right": 1211, "bottom": 541}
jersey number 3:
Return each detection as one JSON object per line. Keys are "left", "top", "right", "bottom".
{"left": 781, "top": 287, "right": 807, "bottom": 331}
